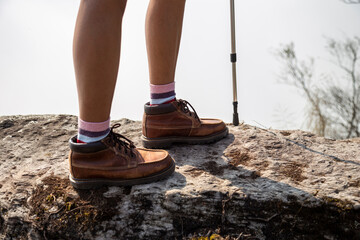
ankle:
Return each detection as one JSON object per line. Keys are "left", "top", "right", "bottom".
{"left": 77, "top": 117, "right": 110, "bottom": 143}
{"left": 150, "top": 82, "right": 176, "bottom": 105}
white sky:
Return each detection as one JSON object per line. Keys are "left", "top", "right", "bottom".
{"left": 0, "top": 0, "right": 359, "bottom": 130}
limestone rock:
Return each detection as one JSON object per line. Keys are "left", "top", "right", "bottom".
{"left": 0, "top": 115, "right": 359, "bottom": 239}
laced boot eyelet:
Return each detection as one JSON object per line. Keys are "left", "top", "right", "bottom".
{"left": 107, "top": 124, "right": 137, "bottom": 158}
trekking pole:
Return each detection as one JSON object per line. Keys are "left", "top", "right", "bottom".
{"left": 230, "top": 0, "right": 239, "bottom": 126}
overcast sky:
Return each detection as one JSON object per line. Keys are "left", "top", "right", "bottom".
{"left": 1, "top": 0, "right": 359, "bottom": 130}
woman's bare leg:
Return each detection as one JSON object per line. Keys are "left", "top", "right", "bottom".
{"left": 73, "top": 0, "right": 127, "bottom": 122}
{"left": 145, "top": 0, "right": 186, "bottom": 85}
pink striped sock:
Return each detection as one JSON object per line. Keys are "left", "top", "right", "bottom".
{"left": 77, "top": 118, "right": 110, "bottom": 143}
{"left": 150, "top": 82, "right": 176, "bottom": 105}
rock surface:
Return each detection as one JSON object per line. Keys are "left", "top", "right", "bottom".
{"left": 0, "top": 115, "right": 360, "bottom": 239}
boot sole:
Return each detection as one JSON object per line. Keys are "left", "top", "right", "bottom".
{"left": 141, "top": 127, "right": 229, "bottom": 149}
{"left": 69, "top": 160, "right": 175, "bottom": 190}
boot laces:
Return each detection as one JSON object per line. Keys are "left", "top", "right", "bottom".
{"left": 177, "top": 99, "right": 200, "bottom": 122}
{"left": 107, "top": 124, "right": 136, "bottom": 157}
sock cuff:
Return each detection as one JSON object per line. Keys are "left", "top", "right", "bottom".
{"left": 150, "top": 82, "right": 175, "bottom": 93}
{"left": 78, "top": 117, "right": 110, "bottom": 132}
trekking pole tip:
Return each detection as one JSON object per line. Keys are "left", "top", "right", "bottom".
{"left": 233, "top": 113, "right": 239, "bottom": 126}
{"left": 232, "top": 101, "right": 239, "bottom": 126}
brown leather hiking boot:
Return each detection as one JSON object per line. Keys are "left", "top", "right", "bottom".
{"left": 68, "top": 124, "right": 175, "bottom": 189}
{"left": 142, "top": 99, "right": 228, "bottom": 148}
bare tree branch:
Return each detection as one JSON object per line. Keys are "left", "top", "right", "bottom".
{"left": 276, "top": 37, "right": 360, "bottom": 139}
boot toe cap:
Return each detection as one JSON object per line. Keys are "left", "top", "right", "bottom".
{"left": 196, "top": 118, "right": 227, "bottom": 136}
{"left": 137, "top": 148, "right": 174, "bottom": 172}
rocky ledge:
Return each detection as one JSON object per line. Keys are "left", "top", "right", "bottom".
{"left": 0, "top": 115, "right": 360, "bottom": 240}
